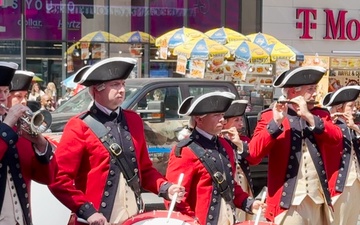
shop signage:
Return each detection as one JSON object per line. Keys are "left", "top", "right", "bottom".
{"left": 296, "top": 8, "right": 360, "bottom": 40}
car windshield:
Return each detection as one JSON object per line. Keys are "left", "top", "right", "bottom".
{"left": 54, "top": 85, "right": 140, "bottom": 113}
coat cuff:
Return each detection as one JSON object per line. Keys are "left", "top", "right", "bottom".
{"left": 238, "top": 142, "right": 250, "bottom": 159}
{"left": 309, "top": 116, "right": 324, "bottom": 134}
{"left": 32, "top": 141, "right": 54, "bottom": 164}
{"left": 267, "top": 119, "right": 283, "bottom": 139}
{"left": 77, "top": 202, "right": 97, "bottom": 221}
{"left": 158, "top": 181, "right": 173, "bottom": 200}
{"left": 241, "top": 197, "right": 255, "bottom": 215}
{"left": 0, "top": 123, "right": 18, "bottom": 146}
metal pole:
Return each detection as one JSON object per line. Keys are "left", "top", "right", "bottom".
{"left": 221, "top": 0, "right": 226, "bottom": 27}
{"left": 105, "top": 0, "right": 110, "bottom": 58}
{"left": 20, "top": 0, "right": 26, "bottom": 69}
{"left": 183, "top": 0, "right": 188, "bottom": 26}
{"left": 143, "top": 0, "right": 150, "bottom": 78}
{"left": 61, "top": 0, "right": 68, "bottom": 96}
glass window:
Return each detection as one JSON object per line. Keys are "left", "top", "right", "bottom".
{"left": 188, "top": 85, "right": 232, "bottom": 97}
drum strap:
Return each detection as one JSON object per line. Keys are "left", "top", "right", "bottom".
{"left": 82, "top": 114, "right": 143, "bottom": 211}
{"left": 188, "top": 142, "right": 235, "bottom": 206}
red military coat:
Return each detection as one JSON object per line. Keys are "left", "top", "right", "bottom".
{"left": 165, "top": 134, "right": 250, "bottom": 225}
{"left": 0, "top": 124, "right": 57, "bottom": 225}
{"left": 48, "top": 109, "right": 167, "bottom": 224}
{"left": 249, "top": 107, "right": 342, "bottom": 222}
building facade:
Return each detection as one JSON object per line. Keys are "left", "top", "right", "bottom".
{"left": 0, "top": 0, "right": 262, "bottom": 96}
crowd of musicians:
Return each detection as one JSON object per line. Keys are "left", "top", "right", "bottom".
{"left": 0, "top": 58, "right": 360, "bottom": 225}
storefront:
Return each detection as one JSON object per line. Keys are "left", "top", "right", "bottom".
{"left": 0, "top": 0, "right": 262, "bottom": 96}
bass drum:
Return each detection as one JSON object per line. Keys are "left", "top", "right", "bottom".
{"left": 235, "top": 221, "right": 277, "bottom": 225}
{"left": 122, "top": 210, "right": 199, "bottom": 225}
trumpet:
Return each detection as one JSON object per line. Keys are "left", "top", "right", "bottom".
{"left": 0, "top": 104, "right": 52, "bottom": 136}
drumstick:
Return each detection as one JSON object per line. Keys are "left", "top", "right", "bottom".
{"left": 254, "top": 191, "right": 267, "bottom": 225}
{"left": 166, "top": 173, "right": 184, "bottom": 223}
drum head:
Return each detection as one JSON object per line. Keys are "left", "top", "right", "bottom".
{"left": 123, "top": 210, "right": 197, "bottom": 225}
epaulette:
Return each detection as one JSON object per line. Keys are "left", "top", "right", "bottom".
{"left": 175, "top": 137, "right": 193, "bottom": 157}
{"left": 257, "top": 108, "right": 271, "bottom": 121}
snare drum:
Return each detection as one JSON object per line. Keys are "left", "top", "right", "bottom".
{"left": 122, "top": 210, "right": 199, "bottom": 225}
{"left": 235, "top": 221, "right": 277, "bottom": 225}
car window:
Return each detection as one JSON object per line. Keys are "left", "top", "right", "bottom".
{"left": 188, "top": 85, "right": 232, "bottom": 97}
{"left": 136, "top": 86, "right": 182, "bottom": 119}
{"left": 55, "top": 86, "right": 140, "bottom": 113}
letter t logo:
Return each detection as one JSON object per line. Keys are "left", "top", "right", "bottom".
{"left": 296, "top": 8, "right": 317, "bottom": 39}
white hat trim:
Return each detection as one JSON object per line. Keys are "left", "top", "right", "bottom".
{"left": 78, "top": 57, "right": 137, "bottom": 84}
{"left": 231, "top": 99, "right": 248, "bottom": 105}
{"left": 322, "top": 85, "right": 360, "bottom": 107}
{"left": 182, "top": 91, "right": 236, "bottom": 116}
{"left": 15, "top": 70, "right": 34, "bottom": 77}
{"left": 275, "top": 66, "right": 326, "bottom": 88}
{"left": 0, "top": 62, "right": 19, "bottom": 70}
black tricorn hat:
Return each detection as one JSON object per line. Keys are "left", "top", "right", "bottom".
{"left": 0, "top": 61, "right": 19, "bottom": 87}
{"left": 72, "top": 65, "right": 92, "bottom": 83}
{"left": 322, "top": 85, "right": 360, "bottom": 107}
{"left": 273, "top": 66, "right": 326, "bottom": 88}
{"left": 11, "top": 70, "right": 34, "bottom": 92}
{"left": 178, "top": 92, "right": 236, "bottom": 116}
{"left": 224, "top": 99, "right": 248, "bottom": 119}
{"left": 74, "top": 57, "right": 136, "bottom": 86}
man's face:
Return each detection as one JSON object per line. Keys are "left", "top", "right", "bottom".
{"left": 0, "top": 86, "right": 10, "bottom": 115}
{"left": 41, "top": 95, "right": 53, "bottom": 109}
{"left": 291, "top": 84, "right": 318, "bottom": 101}
{"left": 196, "top": 113, "right": 225, "bottom": 135}
{"left": 94, "top": 79, "right": 126, "bottom": 110}
{"left": 343, "top": 101, "right": 356, "bottom": 115}
{"left": 9, "top": 91, "right": 28, "bottom": 107}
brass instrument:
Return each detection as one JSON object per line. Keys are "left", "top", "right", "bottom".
{"left": 0, "top": 104, "right": 52, "bottom": 136}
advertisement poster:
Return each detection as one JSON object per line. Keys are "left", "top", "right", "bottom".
{"left": 81, "top": 42, "right": 90, "bottom": 60}
{"left": 159, "top": 47, "right": 168, "bottom": 59}
{"left": 176, "top": 55, "right": 187, "bottom": 75}
{"left": 66, "top": 55, "right": 74, "bottom": 73}
{"left": 188, "top": 59, "right": 205, "bottom": 78}
{"left": 302, "top": 55, "right": 330, "bottom": 104}
{"left": 0, "top": 0, "right": 81, "bottom": 40}
{"left": 92, "top": 43, "right": 105, "bottom": 59}
{"left": 231, "top": 59, "right": 249, "bottom": 81}
{"left": 275, "top": 59, "right": 290, "bottom": 77}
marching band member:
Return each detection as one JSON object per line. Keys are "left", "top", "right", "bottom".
{"left": 48, "top": 57, "right": 184, "bottom": 225}
{"left": 322, "top": 86, "right": 360, "bottom": 225}
{"left": 221, "top": 99, "right": 257, "bottom": 222}
{"left": 0, "top": 64, "right": 57, "bottom": 225}
{"left": 249, "top": 66, "right": 342, "bottom": 225}
{"left": 165, "top": 92, "right": 265, "bottom": 225}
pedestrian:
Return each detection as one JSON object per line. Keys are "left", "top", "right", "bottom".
{"left": 40, "top": 94, "right": 55, "bottom": 112}
{"left": 221, "top": 99, "right": 257, "bottom": 222}
{"left": 28, "top": 82, "right": 44, "bottom": 102}
{"left": 249, "top": 66, "right": 343, "bottom": 225}
{"left": 322, "top": 86, "right": 360, "bottom": 225}
{"left": 48, "top": 57, "right": 185, "bottom": 225}
{"left": 44, "top": 82, "right": 57, "bottom": 108}
{"left": 0, "top": 64, "right": 57, "bottom": 225}
{"left": 165, "top": 92, "right": 265, "bottom": 225}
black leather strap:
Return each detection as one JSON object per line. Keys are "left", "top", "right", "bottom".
{"left": 188, "top": 142, "right": 234, "bottom": 205}
{"left": 82, "top": 114, "right": 141, "bottom": 197}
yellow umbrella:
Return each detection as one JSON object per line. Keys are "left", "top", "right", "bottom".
{"left": 79, "top": 30, "right": 121, "bottom": 43}
{"left": 246, "top": 32, "right": 281, "bottom": 48}
{"left": 173, "top": 38, "right": 230, "bottom": 59}
{"left": 225, "top": 40, "right": 270, "bottom": 63}
{"left": 155, "top": 27, "right": 207, "bottom": 48}
{"left": 262, "top": 42, "right": 298, "bottom": 62}
{"left": 119, "top": 31, "right": 156, "bottom": 44}
{"left": 66, "top": 42, "right": 80, "bottom": 55}
{"left": 205, "top": 27, "right": 248, "bottom": 44}
{"left": 32, "top": 75, "right": 43, "bottom": 82}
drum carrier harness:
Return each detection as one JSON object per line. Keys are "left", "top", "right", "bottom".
{"left": 175, "top": 137, "right": 235, "bottom": 205}
{"left": 82, "top": 113, "right": 144, "bottom": 212}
